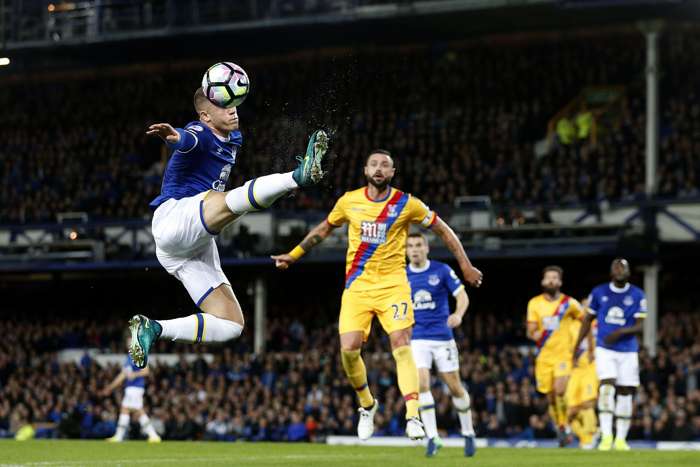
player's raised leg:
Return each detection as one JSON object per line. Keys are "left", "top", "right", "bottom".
{"left": 204, "top": 129, "right": 328, "bottom": 232}
{"left": 339, "top": 330, "right": 378, "bottom": 441}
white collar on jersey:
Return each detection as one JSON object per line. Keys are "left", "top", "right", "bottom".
{"left": 213, "top": 132, "right": 230, "bottom": 142}
{"left": 609, "top": 282, "right": 630, "bottom": 293}
{"left": 409, "top": 260, "right": 431, "bottom": 273}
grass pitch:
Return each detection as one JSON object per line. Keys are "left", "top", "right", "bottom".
{"left": 1, "top": 440, "right": 699, "bottom": 467}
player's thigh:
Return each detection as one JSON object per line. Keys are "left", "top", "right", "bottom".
{"left": 535, "top": 357, "right": 554, "bottom": 394}
{"left": 411, "top": 340, "right": 435, "bottom": 372}
{"left": 375, "top": 284, "right": 414, "bottom": 337}
{"left": 553, "top": 360, "right": 571, "bottom": 395}
{"left": 339, "top": 289, "right": 374, "bottom": 341}
{"left": 433, "top": 339, "right": 460, "bottom": 374}
{"left": 153, "top": 192, "right": 215, "bottom": 255}
{"left": 171, "top": 240, "right": 236, "bottom": 310}
{"left": 594, "top": 347, "right": 618, "bottom": 382}
{"left": 201, "top": 191, "right": 243, "bottom": 233}
{"left": 615, "top": 351, "right": 640, "bottom": 387}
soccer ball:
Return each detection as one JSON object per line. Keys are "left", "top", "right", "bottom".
{"left": 201, "top": 62, "right": 250, "bottom": 108}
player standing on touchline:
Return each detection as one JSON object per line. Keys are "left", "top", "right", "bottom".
{"left": 129, "top": 86, "right": 328, "bottom": 367}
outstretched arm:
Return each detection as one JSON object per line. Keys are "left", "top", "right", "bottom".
{"left": 147, "top": 123, "right": 198, "bottom": 152}
{"left": 431, "top": 217, "right": 483, "bottom": 287}
{"left": 272, "top": 220, "right": 338, "bottom": 270}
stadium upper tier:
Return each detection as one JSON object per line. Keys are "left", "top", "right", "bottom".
{"left": 1, "top": 28, "right": 699, "bottom": 225}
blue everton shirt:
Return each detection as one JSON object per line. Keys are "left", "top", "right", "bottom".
{"left": 587, "top": 282, "right": 647, "bottom": 353}
{"left": 123, "top": 354, "right": 145, "bottom": 388}
{"left": 407, "top": 260, "right": 465, "bottom": 341}
{"left": 150, "top": 121, "right": 242, "bottom": 209}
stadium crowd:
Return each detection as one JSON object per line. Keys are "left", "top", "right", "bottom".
{"left": 2, "top": 29, "right": 700, "bottom": 225}
{"left": 1, "top": 310, "right": 699, "bottom": 442}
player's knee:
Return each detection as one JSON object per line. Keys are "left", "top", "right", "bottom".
{"left": 389, "top": 330, "right": 411, "bottom": 349}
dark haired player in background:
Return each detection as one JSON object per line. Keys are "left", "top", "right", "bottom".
{"left": 574, "top": 258, "right": 647, "bottom": 451}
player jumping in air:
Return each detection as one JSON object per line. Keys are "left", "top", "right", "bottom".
{"left": 405, "top": 233, "right": 476, "bottom": 457}
{"left": 526, "top": 266, "right": 585, "bottom": 447}
{"left": 128, "top": 87, "right": 328, "bottom": 367}
{"left": 101, "top": 349, "right": 161, "bottom": 442}
{"left": 573, "top": 258, "right": 646, "bottom": 451}
{"left": 272, "top": 150, "right": 482, "bottom": 441}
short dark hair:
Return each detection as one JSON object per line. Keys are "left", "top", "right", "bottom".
{"left": 366, "top": 149, "right": 393, "bottom": 164}
{"left": 543, "top": 265, "right": 563, "bottom": 280}
{"left": 407, "top": 232, "right": 427, "bottom": 243}
{"left": 194, "top": 87, "right": 210, "bottom": 112}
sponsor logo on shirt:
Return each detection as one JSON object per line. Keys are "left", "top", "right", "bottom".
{"left": 360, "top": 221, "right": 387, "bottom": 244}
{"left": 212, "top": 164, "right": 232, "bottom": 191}
{"left": 413, "top": 289, "right": 436, "bottom": 310}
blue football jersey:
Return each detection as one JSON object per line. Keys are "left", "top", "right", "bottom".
{"left": 407, "top": 260, "right": 465, "bottom": 341}
{"left": 587, "top": 283, "right": 647, "bottom": 352}
{"left": 150, "top": 121, "right": 242, "bottom": 209}
{"left": 123, "top": 354, "right": 146, "bottom": 388}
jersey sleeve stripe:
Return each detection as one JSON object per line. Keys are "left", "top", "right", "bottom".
{"left": 179, "top": 130, "right": 199, "bottom": 153}
{"left": 586, "top": 307, "right": 597, "bottom": 315}
{"left": 634, "top": 312, "right": 647, "bottom": 318}
{"left": 452, "top": 284, "right": 465, "bottom": 297}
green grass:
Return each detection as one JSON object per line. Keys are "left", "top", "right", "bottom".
{"left": 1, "top": 440, "right": 699, "bottom": 467}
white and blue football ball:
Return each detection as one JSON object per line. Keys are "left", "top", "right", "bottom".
{"left": 202, "top": 62, "right": 250, "bottom": 108}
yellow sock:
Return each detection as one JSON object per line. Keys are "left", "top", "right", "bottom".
{"left": 392, "top": 345, "right": 420, "bottom": 418}
{"left": 340, "top": 349, "right": 374, "bottom": 408}
{"left": 581, "top": 407, "right": 598, "bottom": 438}
{"left": 555, "top": 395, "right": 568, "bottom": 428}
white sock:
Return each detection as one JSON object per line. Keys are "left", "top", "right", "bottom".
{"left": 115, "top": 413, "right": 130, "bottom": 440}
{"left": 615, "top": 394, "right": 633, "bottom": 441}
{"left": 139, "top": 413, "right": 158, "bottom": 438}
{"left": 158, "top": 313, "right": 243, "bottom": 343}
{"left": 598, "top": 384, "right": 615, "bottom": 437}
{"left": 452, "top": 391, "right": 475, "bottom": 436}
{"left": 225, "top": 172, "right": 297, "bottom": 214}
{"left": 418, "top": 391, "right": 439, "bottom": 439}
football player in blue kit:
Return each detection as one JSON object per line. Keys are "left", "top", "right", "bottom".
{"left": 406, "top": 233, "right": 476, "bottom": 457}
{"left": 129, "top": 86, "right": 328, "bottom": 368}
{"left": 101, "top": 350, "right": 161, "bottom": 442}
{"left": 574, "top": 258, "right": 647, "bottom": 451}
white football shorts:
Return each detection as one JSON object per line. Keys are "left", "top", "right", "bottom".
{"left": 411, "top": 339, "right": 460, "bottom": 373}
{"left": 594, "top": 346, "right": 640, "bottom": 387}
{"left": 122, "top": 386, "right": 145, "bottom": 410}
{"left": 151, "top": 192, "right": 230, "bottom": 306}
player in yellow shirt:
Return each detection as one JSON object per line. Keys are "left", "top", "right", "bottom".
{"left": 526, "top": 265, "right": 584, "bottom": 447}
{"left": 272, "top": 149, "right": 482, "bottom": 441}
{"left": 566, "top": 316, "right": 599, "bottom": 449}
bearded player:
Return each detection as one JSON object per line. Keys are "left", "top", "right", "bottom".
{"left": 128, "top": 85, "right": 328, "bottom": 368}
{"left": 272, "top": 149, "right": 483, "bottom": 441}
{"left": 526, "top": 266, "right": 585, "bottom": 446}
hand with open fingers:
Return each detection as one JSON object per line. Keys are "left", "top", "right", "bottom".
{"left": 463, "top": 266, "right": 483, "bottom": 287}
{"left": 271, "top": 254, "right": 295, "bottom": 270}
{"left": 146, "top": 123, "right": 180, "bottom": 144}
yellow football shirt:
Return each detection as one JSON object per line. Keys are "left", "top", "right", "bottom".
{"left": 527, "top": 294, "right": 584, "bottom": 360}
{"left": 327, "top": 186, "right": 436, "bottom": 291}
